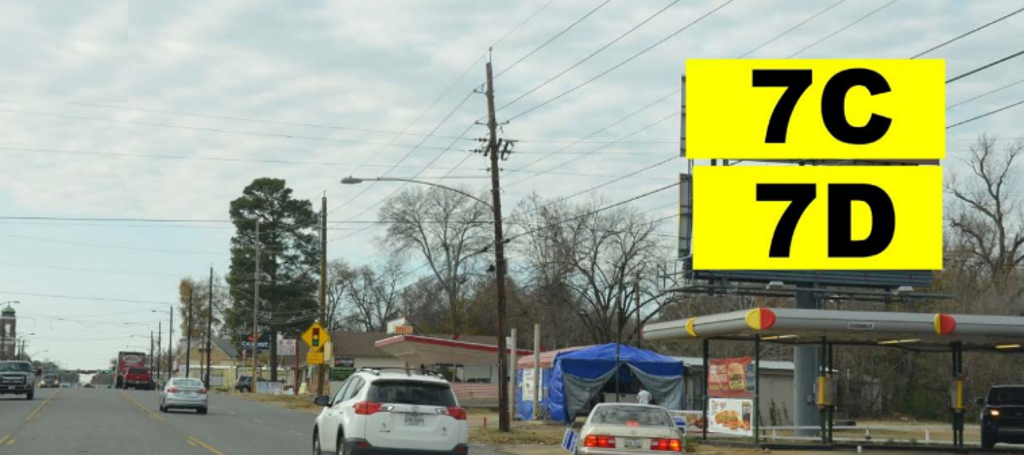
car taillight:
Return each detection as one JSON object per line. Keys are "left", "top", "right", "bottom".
{"left": 198, "top": 388, "right": 207, "bottom": 395}
{"left": 445, "top": 406, "right": 467, "bottom": 420}
{"left": 650, "top": 438, "right": 682, "bottom": 451}
{"left": 583, "top": 435, "right": 616, "bottom": 448}
{"left": 354, "top": 401, "right": 383, "bottom": 415}
{"left": 167, "top": 387, "right": 180, "bottom": 393}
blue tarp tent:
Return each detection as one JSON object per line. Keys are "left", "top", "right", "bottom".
{"left": 542, "top": 343, "right": 684, "bottom": 423}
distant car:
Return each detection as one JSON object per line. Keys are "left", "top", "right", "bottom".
{"left": 0, "top": 361, "right": 36, "bottom": 400}
{"left": 312, "top": 369, "right": 469, "bottom": 454}
{"left": 41, "top": 374, "right": 59, "bottom": 388}
{"left": 575, "top": 403, "right": 683, "bottom": 454}
{"left": 160, "top": 378, "right": 208, "bottom": 414}
{"left": 234, "top": 375, "right": 267, "bottom": 393}
{"left": 980, "top": 385, "right": 1024, "bottom": 449}
{"left": 123, "top": 367, "right": 154, "bottom": 390}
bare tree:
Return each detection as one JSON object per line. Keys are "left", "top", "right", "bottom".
{"left": 339, "top": 259, "right": 405, "bottom": 332}
{"left": 947, "top": 134, "right": 1024, "bottom": 290}
{"left": 326, "top": 259, "right": 354, "bottom": 330}
{"left": 379, "top": 186, "right": 491, "bottom": 333}
{"left": 512, "top": 194, "right": 675, "bottom": 344}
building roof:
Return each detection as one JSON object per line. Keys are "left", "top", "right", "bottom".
{"left": 517, "top": 346, "right": 591, "bottom": 369}
{"left": 375, "top": 334, "right": 533, "bottom": 365}
{"left": 329, "top": 331, "right": 504, "bottom": 359}
{"left": 644, "top": 307, "right": 1024, "bottom": 351}
{"left": 179, "top": 337, "right": 239, "bottom": 360}
{"left": 1, "top": 305, "right": 14, "bottom": 316}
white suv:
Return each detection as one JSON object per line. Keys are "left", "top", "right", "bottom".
{"left": 312, "top": 369, "right": 469, "bottom": 455}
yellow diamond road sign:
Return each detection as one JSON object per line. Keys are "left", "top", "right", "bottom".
{"left": 302, "top": 322, "right": 330, "bottom": 351}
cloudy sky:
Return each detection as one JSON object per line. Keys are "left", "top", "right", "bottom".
{"left": 0, "top": 0, "right": 1020, "bottom": 369}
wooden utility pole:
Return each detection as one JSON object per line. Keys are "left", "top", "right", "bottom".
{"left": 636, "top": 271, "right": 642, "bottom": 349}
{"left": 317, "top": 195, "right": 327, "bottom": 396}
{"left": 485, "top": 56, "right": 511, "bottom": 433}
{"left": 168, "top": 307, "right": 173, "bottom": 379}
{"left": 206, "top": 267, "right": 214, "bottom": 389}
{"left": 533, "top": 324, "right": 541, "bottom": 420}
{"left": 186, "top": 289, "right": 193, "bottom": 378}
{"left": 252, "top": 220, "right": 260, "bottom": 391}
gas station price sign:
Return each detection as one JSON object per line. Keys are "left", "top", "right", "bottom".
{"left": 687, "top": 59, "right": 944, "bottom": 270}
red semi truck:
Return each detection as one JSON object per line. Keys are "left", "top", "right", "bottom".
{"left": 115, "top": 351, "right": 152, "bottom": 390}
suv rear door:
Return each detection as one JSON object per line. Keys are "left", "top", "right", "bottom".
{"left": 362, "top": 380, "right": 464, "bottom": 451}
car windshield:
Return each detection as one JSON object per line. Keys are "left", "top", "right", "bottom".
{"left": 172, "top": 379, "right": 204, "bottom": 388}
{"left": 0, "top": 362, "right": 32, "bottom": 372}
{"left": 590, "top": 406, "right": 675, "bottom": 427}
{"left": 367, "top": 381, "right": 456, "bottom": 406}
{"left": 990, "top": 388, "right": 1024, "bottom": 405}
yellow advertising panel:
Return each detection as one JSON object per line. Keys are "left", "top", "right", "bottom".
{"left": 692, "top": 165, "right": 942, "bottom": 270}
{"left": 686, "top": 59, "right": 944, "bottom": 159}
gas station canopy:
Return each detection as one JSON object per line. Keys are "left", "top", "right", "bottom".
{"left": 375, "top": 335, "right": 533, "bottom": 366}
{"left": 643, "top": 308, "right": 1024, "bottom": 351}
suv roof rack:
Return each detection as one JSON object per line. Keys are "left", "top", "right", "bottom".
{"left": 357, "top": 367, "right": 445, "bottom": 378}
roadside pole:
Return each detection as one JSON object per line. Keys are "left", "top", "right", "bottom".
{"left": 186, "top": 288, "right": 193, "bottom": 379}
{"left": 510, "top": 328, "right": 517, "bottom": 423}
{"left": 532, "top": 323, "right": 540, "bottom": 420}
{"left": 252, "top": 219, "right": 260, "bottom": 391}
{"left": 317, "top": 195, "right": 327, "bottom": 397}
{"left": 168, "top": 306, "right": 174, "bottom": 379}
{"left": 205, "top": 266, "right": 214, "bottom": 389}
{"left": 485, "top": 56, "right": 511, "bottom": 433}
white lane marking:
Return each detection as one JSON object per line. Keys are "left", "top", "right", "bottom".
{"left": 254, "top": 419, "right": 264, "bottom": 424}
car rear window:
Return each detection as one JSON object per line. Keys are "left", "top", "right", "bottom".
{"left": 173, "top": 379, "right": 204, "bottom": 388}
{"left": 128, "top": 368, "right": 148, "bottom": 375}
{"left": 990, "top": 388, "right": 1024, "bottom": 405}
{"left": 367, "top": 380, "right": 456, "bottom": 407}
{"left": 590, "top": 406, "right": 674, "bottom": 427}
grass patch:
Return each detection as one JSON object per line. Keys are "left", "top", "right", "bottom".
{"left": 224, "top": 391, "right": 321, "bottom": 412}
{"left": 470, "top": 424, "right": 566, "bottom": 445}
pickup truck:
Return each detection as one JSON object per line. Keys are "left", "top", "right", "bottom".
{"left": 41, "top": 373, "right": 59, "bottom": 388}
{"left": 0, "top": 361, "right": 37, "bottom": 400}
{"left": 979, "top": 385, "right": 1024, "bottom": 449}
{"left": 123, "top": 367, "right": 154, "bottom": 390}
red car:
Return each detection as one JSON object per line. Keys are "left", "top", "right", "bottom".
{"left": 123, "top": 368, "right": 154, "bottom": 390}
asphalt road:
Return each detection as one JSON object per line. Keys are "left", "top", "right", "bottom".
{"left": 0, "top": 387, "right": 505, "bottom": 455}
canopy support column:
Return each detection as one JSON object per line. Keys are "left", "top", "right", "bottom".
{"left": 754, "top": 334, "right": 761, "bottom": 446}
{"left": 819, "top": 337, "right": 827, "bottom": 444}
{"left": 702, "top": 338, "right": 709, "bottom": 441}
{"left": 827, "top": 341, "right": 835, "bottom": 445}
{"left": 951, "top": 341, "right": 964, "bottom": 450}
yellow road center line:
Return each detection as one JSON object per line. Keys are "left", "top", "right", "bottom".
{"left": 121, "top": 391, "right": 164, "bottom": 421}
{"left": 5, "top": 439, "right": 12, "bottom": 446}
{"left": 0, "top": 436, "right": 8, "bottom": 447}
{"left": 187, "top": 436, "right": 229, "bottom": 455}
{"left": 25, "top": 390, "right": 59, "bottom": 421}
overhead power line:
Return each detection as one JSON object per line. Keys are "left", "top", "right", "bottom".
{"left": 947, "top": 77, "right": 1024, "bottom": 110}
{"left": 946, "top": 49, "right": 1024, "bottom": 84}
{"left": 507, "top": 0, "right": 736, "bottom": 122}
{"left": 0, "top": 290, "right": 169, "bottom": 306}
{"left": 911, "top": 6, "right": 1024, "bottom": 58}
{"left": 496, "top": 0, "right": 613, "bottom": 78}
{"left": 497, "top": 0, "right": 682, "bottom": 113}
{"left": 739, "top": 0, "right": 849, "bottom": 58}
{"left": 0, "top": 108, "right": 461, "bottom": 152}
{"left": 947, "top": 98, "right": 1024, "bottom": 130}
{"left": 788, "top": 0, "right": 899, "bottom": 58}
{"left": 491, "top": 0, "right": 560, "bottom": 48}
{"left": 0, "top": 231, "right": 225, "bottom": 255}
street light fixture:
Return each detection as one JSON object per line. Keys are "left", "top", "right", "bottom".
{"left": 341, "top": 176, "right": 492, "bottom": 209}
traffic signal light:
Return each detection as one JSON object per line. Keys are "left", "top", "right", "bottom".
{"left": 312, "top": 328, "right": 320, "bottom": 348}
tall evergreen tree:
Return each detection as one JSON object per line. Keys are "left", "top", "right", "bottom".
{"left": 225, "top": 178, "right": 318, "bottom": 382}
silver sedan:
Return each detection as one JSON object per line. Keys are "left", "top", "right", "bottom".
{"left": 576, "top": 403, "right": 684, "bottom": 454}
{"left": 159, "top": 378, "right": 208, "bottom": 414}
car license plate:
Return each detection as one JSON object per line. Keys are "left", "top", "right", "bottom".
{"left": 2, "top": 386, "right": 13, "bottom": 390}
{"left": 624, "top": 438, "right": 641, "bottom": 448}
{"left": 404, "top": 414, "right": 424, "bottom": 426}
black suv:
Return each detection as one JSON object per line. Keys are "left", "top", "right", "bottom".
{"left": 234, "top": 375, "right": 267, "bottom": 393}
{"left": 979, "top": 385, "right": 1024, "bottom": 449}
{"left": 0, "top": 361, "right": 37, "bottom": 400}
